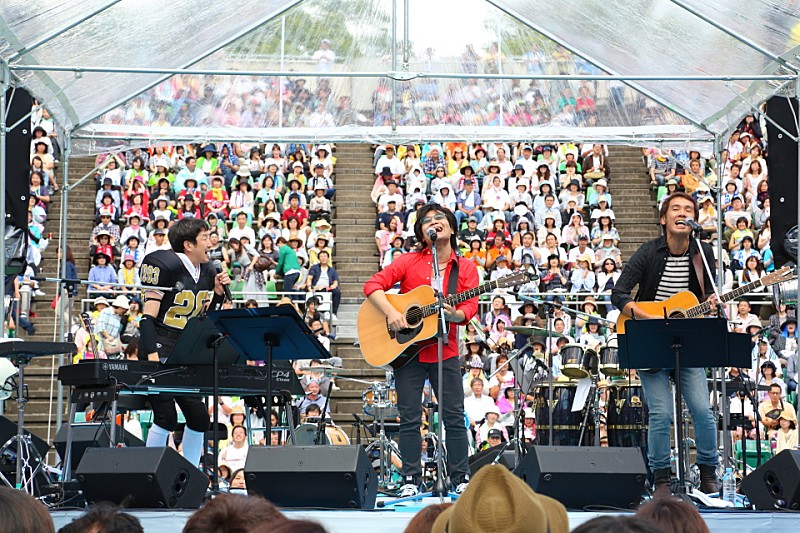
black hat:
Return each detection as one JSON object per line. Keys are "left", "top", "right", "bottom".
{"left": 487, "top": 429, "right": 503, "bottom": 439}
{"left": 380, "top": 167, "right": 393, "bottom": 177}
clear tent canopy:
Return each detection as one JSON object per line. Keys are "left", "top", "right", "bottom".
{"left": 2, "top": 0, "right": 800, "bottom": 156}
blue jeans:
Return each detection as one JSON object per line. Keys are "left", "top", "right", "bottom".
{"left": 639, "top": 368, "right": 718, "bottom": 470}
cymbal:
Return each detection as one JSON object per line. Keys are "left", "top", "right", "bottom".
{"left": 506, "top": 326, "right": 564, "bottom": 338}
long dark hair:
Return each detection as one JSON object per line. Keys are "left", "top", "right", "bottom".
{"left": 413, "top": 203, "right": 458, "bottom": 251}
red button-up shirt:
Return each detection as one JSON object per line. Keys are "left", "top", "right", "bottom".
{"left": 363, "top": 248, "right": 479, "bottom": 363}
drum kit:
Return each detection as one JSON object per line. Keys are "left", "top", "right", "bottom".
{"left": 299, "top": 365, "right": 402, "bottom": 491}
{"left": 506, "top": 325, "right": 649, "bottom": 452}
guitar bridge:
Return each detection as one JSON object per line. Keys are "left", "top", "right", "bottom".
{"left": 387, "top": 318, "right": 397, "bottom": 340}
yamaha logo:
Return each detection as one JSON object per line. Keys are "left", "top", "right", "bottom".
{"left": 106, "top": 363, "right": 129, "bottom": 371}
{"left": 101, "top": 363, "right": 108, "bottom": 371}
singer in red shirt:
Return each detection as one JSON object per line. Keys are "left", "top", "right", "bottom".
{"left": 364, "top": 203, "right": 479, "bottom": 497}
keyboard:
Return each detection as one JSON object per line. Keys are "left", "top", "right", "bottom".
{"left": 0, "top": 340, "right": 76, "bottom": 358}
{"left": 57, "top": 360, "right": 280, "bottom": 396}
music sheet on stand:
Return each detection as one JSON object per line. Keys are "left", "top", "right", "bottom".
{"left": 572, "top": 378, "right": 592, "bottom": 412}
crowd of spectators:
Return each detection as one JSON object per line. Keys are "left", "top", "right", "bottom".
{"left": 94, "top": 42, "right": 675, "bottom": 134}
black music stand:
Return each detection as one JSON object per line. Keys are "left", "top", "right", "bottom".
{"left": 166, "top": 316, "right": 243, "bottom": 493}
{"left": 618, "top": 318, "right": 750, "bottom": 495}
{"left": 207, "top": 306, "right": 329, "bottom": 447}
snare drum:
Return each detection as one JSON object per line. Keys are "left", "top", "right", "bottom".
{"left": 560, "top": 343, "right": 599, "bottom": 379}
{"left": 294, "top": 423, "right": 351, "bottom": 445}
{"left": 599, "top": 342, "right": 622, "bottom": 377}
{"left": 534, "top": 383, "right": 593, "bottom": 446}
{"left": 605, "top": 383, "right": 649, "bottom": 448}
{"left": 363, "top": 383, "right": 399, "bottom": 418}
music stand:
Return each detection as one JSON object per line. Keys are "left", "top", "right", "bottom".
{"left": 617, "top": 318, "right": 750, "bottom": 495}
{"left": 207, "top": 306, "right": 330, "bottom": 449}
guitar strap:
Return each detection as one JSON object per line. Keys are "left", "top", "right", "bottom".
{"left": 447, "top": 258, "right": 459, "bottom": 297}
{"left": 692, "top": 248, "right": 706, "bottom": 298}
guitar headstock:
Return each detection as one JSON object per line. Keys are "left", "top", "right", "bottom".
{"left": 496, "top": 269, "right": 536, "bottom": 289}
{"left": 80, "top": 312, "right": 94, "bottom": 334}
{"left": 762, "top": 266, "right": 796, "bottom": 287}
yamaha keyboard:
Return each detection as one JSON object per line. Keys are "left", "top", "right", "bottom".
{"left": 57, "top": 360, "right": 292, "bottom": 396}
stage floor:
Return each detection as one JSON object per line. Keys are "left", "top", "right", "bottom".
{"left": 50, "top": 502, "right": 798, "bottom": 532}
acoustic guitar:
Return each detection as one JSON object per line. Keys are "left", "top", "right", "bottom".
{"left": 616, "top": 265, "right": 795, "bottom": 334}
{"left": 358, "top": 270, "right": 532, "bottom": 369}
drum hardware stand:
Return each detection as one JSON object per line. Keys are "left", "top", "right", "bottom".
{"left": 0, "top": 352, "right": 53, "bottom": 494}
{"left": 577, "top": 370, "right": 603, "bottom": 447}
{"left": 488, "top": 338, "right": 535, "bottom": 468}
{"left": 364, "top": 374, "right": 402, "bottom": 492}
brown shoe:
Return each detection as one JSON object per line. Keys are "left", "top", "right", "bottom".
{"left": 652, "top": 468, "right": 672, "bottom": 500}
{"left": 698, "top": 464, "right": 721, "bottom": 494}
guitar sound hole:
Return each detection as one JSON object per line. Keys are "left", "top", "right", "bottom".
{"left": 405, "top": 306, "right": 422, "bottom": 327}
{"left": 668, "top": 311, "right": 686, "bottom": 319}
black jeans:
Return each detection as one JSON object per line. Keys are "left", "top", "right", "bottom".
{"left": 148, "top": 394, "right": 209, "bottom": 432}
{"left": 394, "top": 355, "right": 469, "bottom": 482}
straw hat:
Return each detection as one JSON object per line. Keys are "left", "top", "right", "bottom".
{"left": 431, "top": 465, "right": 568, "bottom": 533}
{"left": 110, "top": 295, "right": 130, "bottom": 310}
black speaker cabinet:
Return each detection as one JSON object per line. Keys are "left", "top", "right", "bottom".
{"left": 0, "top": 415, "right": 50, "bottom": 458}
{"left": 245, "top": 445, "right": 377, "bottom": 509}
{"left": 766, "top": 96, "right": 799, "bottom": 266}
{"left": 54, "top": 422, "right": 144, "bottom": 472}
{"left": 4, "top": 86, "right": 33, "bottom": 232}
{"left": 513, "top": 446, "right": 647, "bottom": 509}
{"left": 741, "top": 449, "right": 800, "bottom": 510}
{"left": 76, "top": 447, "right": 207, "bottom": 509}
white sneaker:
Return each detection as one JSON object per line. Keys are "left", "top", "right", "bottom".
{"left": 331, "top": 314, "right": 338, "bottom": 322}
{"left": 34, "top": 289, "right": 46, "bottom": 297}
{"left": 398, "top": 483, "right": 419, "bottom": 498}
{"left": 455, "top": 481, "right": 469, "bottom": 494}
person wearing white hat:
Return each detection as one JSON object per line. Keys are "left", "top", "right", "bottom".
{"left": 477, "top": 403, "right": 508, "bottom": 446}
{"left": 95, "top": 295, "right": 129, "bottom": 357}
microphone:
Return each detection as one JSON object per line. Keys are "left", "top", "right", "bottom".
{"left": 680, "top": 218, "right": 703, "bottom": 232}
{"left": 426, "top": 228, "right": 438, "bottom": 242}
{"left": 212, "top": 260, "right": 232, "bottom": 302}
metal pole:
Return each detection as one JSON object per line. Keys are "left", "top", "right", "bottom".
{"left": 402, "top": 0, "right": 410, "bottom": 68}
{"left": 714, "top": 133, "right": 732, "bottom": 469}
{"left": 55, "top": 132, "right": 71, "bottom": 430}
{"left": 0, "top": 62, "right": 8, "bottom": 335}
{"left": 390, "top": 0, "right": 397, "bottom": 132}
{"left": 279, "top": 16, "right": 285, "bottom": 129}
{"left": 795, "top": 79, "right": 800, "bottom": 274}
{"left": 497, "top": 20, "right": 504, "bottom": 127}
{"left": 10, "top": 64, "right": 795, "bottom": 82}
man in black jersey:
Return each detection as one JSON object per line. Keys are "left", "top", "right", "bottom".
{"left": 139, "top": 218, "right": 230, "bottom": 467}
{"left": 611, "top": 192, "right": 719, "bottom": 497}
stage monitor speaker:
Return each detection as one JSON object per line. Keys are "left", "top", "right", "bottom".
{"left": 0, "top": 415, "right": 50, "bottom": 458}
{"left": 245, "top": 445, "right": 377, "bottom": 509}
{"left": 741, "top": 449, "right": 800, "bottom": 510}
{"left": 76, "top": 447, "right": 207, "bottom": 509}
{"left": 54, "top": 422, "right": 144, "bottom": 472}
{"left": 513, "top": 446, "right": 647, "bottom": 509}
{"left": 469, "top": 443, "right": 518, "bottom": 476}
{"left": 766, "top": 96, "right": 799, "bottom": 266}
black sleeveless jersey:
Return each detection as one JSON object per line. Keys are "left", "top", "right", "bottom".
{"left": 140, "top": 250, "right": 216, "bottom": 332}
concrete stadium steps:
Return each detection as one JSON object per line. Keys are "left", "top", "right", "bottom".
{"left": 608, "top": 146, "right": 660, "bottom": 261}
{"left": 7, "top": 157, "right": 100, "bottom": 440}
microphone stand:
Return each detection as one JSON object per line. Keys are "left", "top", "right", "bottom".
{"left": 688, "top": 221, "right": 733, "bottom": 471}
{"left": 427, "top": 231, "right": 454, "bottom": 500}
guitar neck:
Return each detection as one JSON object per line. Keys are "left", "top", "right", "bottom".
{"left": 419, "top": 279, "right": 501, "bottom": 319}
{"left": 686, "top": 278, "right": 765, "bottom": 317}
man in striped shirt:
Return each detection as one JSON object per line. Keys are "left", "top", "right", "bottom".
{"left": 612, "top": 192, "right": 720, "bottom": 498}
